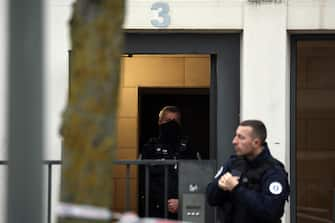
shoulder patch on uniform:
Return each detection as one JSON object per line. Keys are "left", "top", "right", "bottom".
{"left": 214, "top": 166, "right": 223, "bottom": 179}
{"left": 269, "top": 182, "right": 283, "bottom": 195}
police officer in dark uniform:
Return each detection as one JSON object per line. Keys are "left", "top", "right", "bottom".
{"left": 140, "top": 106, "right": 196, "bottom": 219}
{"left": 206, "top": 120, "right": 290, "bottom": 223}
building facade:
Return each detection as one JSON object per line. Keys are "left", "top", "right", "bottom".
{"left": 1, "top": 0, "right": 335, "bottom": 223}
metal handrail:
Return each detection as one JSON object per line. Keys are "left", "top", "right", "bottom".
{"left": 113, "top": 159, "right": 178, "bottom": 218}
{"left": 0, "top": 160, "right": 62, "bottom": 223}
{"left": 1, "top": 159, "right": 179, "bottom": 221}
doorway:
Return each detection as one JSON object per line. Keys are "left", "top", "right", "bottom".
{"left": 138, "top": 87, "right": 210, "bottom": 159}
{"left": 113, "top": 33, "right": 240, "bottom": 216}
{"left": 123, "top": 33, "right": 241, "bottom": 164}
{"left": 118, "top": 53, "right": 211, "bottom": 216}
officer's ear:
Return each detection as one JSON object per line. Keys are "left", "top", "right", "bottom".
{"left": 252, "top": 137, "right": 262, "bottom": 147}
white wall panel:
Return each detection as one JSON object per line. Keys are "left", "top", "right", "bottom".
{"left": 0, "top": 0, "right": 8, "bottom": 161}
{"left": 288, "top": 0, "right": 335, "bottom": 30}
{"left": 125, "top": 0, "right": 244, "bottom": 29}
{"left": 0, "top": 0, "right": 8, "bottom": 222}
{"left": 242, "top": 3, "right": 288, "bottom": 163}
{"left": 44, "top": 0, "right": 74, "bottom": 160}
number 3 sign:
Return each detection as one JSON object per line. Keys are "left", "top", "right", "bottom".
{"left": 151, "top": 2, "right": 171, "bottom": 28}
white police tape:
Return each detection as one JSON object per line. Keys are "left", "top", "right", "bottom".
{"left": 57, "top": 202, "right": 192, "bottom": 223}
{"left": 57, "top": 202, "right": 120, "bottom": 220}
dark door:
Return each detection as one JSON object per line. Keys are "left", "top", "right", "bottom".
{"left": 291, "top": 36, "right": 335, "bottom": 223}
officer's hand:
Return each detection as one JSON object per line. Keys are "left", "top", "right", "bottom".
{"left": 218, "top": 172, "right": 239, "bottom": 191}
{"left": 168, "top": 198, "right": 179, "bottom": 213}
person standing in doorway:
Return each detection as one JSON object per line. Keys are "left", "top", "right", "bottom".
{"left": 141, "top": 106, "right": 196, "bottom": 219}
{"left": 206, "top": 120, "right": 290, "bottom": 223}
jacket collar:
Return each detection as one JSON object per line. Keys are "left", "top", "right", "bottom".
{"left": 245, "top": 142, "right": 271, "bottom": 166}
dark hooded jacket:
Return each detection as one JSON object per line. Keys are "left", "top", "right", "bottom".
{"left": 206, "top": 143, "right": 290, "bottom": 223}
{"left": 140, "top": 120, "right": 196, "bottom": 219}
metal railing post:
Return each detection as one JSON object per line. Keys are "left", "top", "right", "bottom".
{"left": 113, "top": 160, "right": 177, "bottom": 219}
{"left": 145, "top": 165, "right": 150, "bottom": 217}
{"left": 47, "top": 163, "right": 52, "bottom": 223}
{"left": 164, "top": 165, "right": 168, "bottom": 218}
{"left": 125, "top": 164, "right": 131, "bottom": 211}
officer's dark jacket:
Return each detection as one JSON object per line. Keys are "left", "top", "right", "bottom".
{"left": 142, "top": 136, "right": 194, "bottom": 197}
{"left": 206, "top": 144, "right": 290, "bottom": 223}
{"left": 140, "top": 136, "right": 195, "bottom": 218}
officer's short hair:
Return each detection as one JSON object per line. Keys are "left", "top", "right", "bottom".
{"left": 158, "top": 106, "right": 181, "bottom": 124}
{"left": 240, "top": 120, "right": 267, "bottom": 144}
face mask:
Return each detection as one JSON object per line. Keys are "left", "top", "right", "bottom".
{"left": 158, "top": 120, "right": 181, "bottom": 145}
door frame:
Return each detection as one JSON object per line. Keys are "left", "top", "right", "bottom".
{"left": 124, "top": 33, "right": 241, "bottom": 165}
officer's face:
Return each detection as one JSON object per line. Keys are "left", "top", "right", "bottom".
{"left": 159, "top": 112, "right": 180, "bottom": 125}
{"left": 232, "top": 126, "right": 258, "bottom": 157}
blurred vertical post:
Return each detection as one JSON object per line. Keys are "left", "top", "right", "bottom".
{"left": 59, "top": 1, "right": 124, "bottom": 223}
{"left": 7, "top": 1, "right": 44, "bottom": 223}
